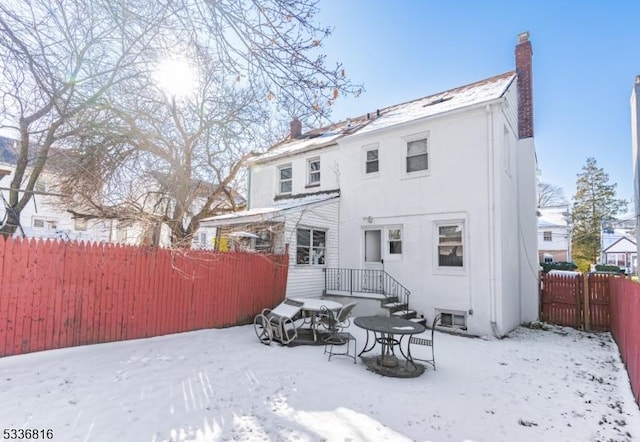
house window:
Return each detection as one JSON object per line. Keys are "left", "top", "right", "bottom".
{"left": 543, "top": 231, "right": 552, "bottom": 241}
{"left": 35, "top": 180, "right": 46, "bottom": 193}
{"left": 307, "top": 158, "right": 320, "bottom": 185}
{"left": 74, "top": 219, "right": 88, "bottom": 231}
{"left": 406, "top": 138, "right": 428, "bottom": 173}
{"left": 199, "top": 232, "right": 207, "bottom": 247}
{"left": 388, "top": 228, "right": 402, "bottom": 255}
{"left": 278, "top": 164, "right": 292, "bottom": 194}
{"left": 365, "top": 148, "right": 379, "bottom": 174}
{"left": 296, "top": 228, "right": 326, "bottom": 265}
{"left": 33, "top": 218, "right": 57, "bottom": 230}
{"left": 437, "top": 223, "right": 463, "bottom": 267}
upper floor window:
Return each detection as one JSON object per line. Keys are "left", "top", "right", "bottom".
{"left": 543, "top": 231, "right": 552, "bottom": 241}
{"left": 406, "top": 138, "right": 428, "bottom": 173}
{"left": 74, "top": 219, "right": 88, "bottom": 231}
{"left": 278, "top": 164, "right": 292, "bottom": 194}
{"left": 307, "top": 157, "right": 320, "bottom": 186}
{"left": 35, "top": 180, "right": 46, "bottom": 193}
{"left": 365, "top": 148, "right": 379, "bottom": 174}
{"left": 437, "top": 223, "right": 463, "bottom": 268}
{"left": 296, "top": 228, "right": 326, "bottom": 265}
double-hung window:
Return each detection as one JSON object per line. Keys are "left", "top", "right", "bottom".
{"left": 437, "top": 223, "right": 463, "bottom": 268}
{"left": 296, "top": 228, "right": 326, "bottom": 265}
{"left": 365, "top": 148, "right": 379, "bottom": 174}
{"left": 307, "top": 157, "right": 320, "bottom": 186}
{"left": 406, "top": 137, "right": 428, "bottom": 173}
{"left": 543, "top": 231, "right": 552, "bottom": 241}
{"left": 278, "top": 164, "right": 292, "bottom": 194}
{"left": 387, "top": 228, "right": 402, "bottom": 255}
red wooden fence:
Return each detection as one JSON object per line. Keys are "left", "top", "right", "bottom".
{"left": 540, "top": 273, "right": 583, "bottom": 328}
{"left": 0, "top": 237, "right": 289, "bottom": 357}
{"left": 539, "top": 273, "right": 611, "bottom": 330}
{"left": 609, "top": 278, "right": 640, "bottom": 405}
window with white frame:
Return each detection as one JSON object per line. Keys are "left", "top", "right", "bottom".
{"left": 278, "top": 164, "right": 292, "bottom": 194}
{"left": 296, "top": 228, "right": 326, "bottom": 265}
{"left": 387, "top": 228, "right": 402, "bottom": 255}
{"left": 543, "top": 231, "right": 552, "bottom": 241}
{"left": 307, "top": 157, "right": 320, "bottom": 185}
{"left": 365, "top": 147, "right": 379, "bottom": 174}
{"left": 437, "top": 223, "right": 463, "bottom": 267}
{"left": 33, "top": 218, "right": 58, "bottom": 230}
{"left": 406, "top": 137, "right": 428, "bottom": 173}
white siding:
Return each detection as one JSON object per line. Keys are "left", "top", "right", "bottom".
{"left": 282, "top": 199, "right": 339, "bottom": 298}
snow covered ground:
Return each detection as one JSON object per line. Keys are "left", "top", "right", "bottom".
{"left": 0, "top": 321, "right": 638, "bottom": 442}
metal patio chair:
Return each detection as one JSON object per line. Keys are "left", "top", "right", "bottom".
{"left": 253, "top": 298, "right": 304, "bottom": 346}
{"left": 407, "top": 314, "right": 442, "bottom": 370}
{"left": 318, "top": 302, "right": 358, "bottom": 363}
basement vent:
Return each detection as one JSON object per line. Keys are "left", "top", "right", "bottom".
{"left": 437, "top": 309, "right": 467, "bottom": 330}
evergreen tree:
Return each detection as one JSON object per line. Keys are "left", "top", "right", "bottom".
{"left": 571, "top": 157, "right": 627, "bottom": 271}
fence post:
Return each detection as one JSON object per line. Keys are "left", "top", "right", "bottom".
{"left": 583, "top": 273, "right": 590, "bottom": 330}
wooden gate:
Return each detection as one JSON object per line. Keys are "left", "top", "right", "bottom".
{"left": 540, "top": 272, "right": 612, "bottom": 331}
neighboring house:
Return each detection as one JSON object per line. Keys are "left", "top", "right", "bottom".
{"left": 202, "top": 32, "right": 539, "bottom": 337}
{"left": 537, "top": 205, "right": 570, "bottom": 263}
{"left": 632, "top": 76, "right": 640, "bottom": 274}
{"left": 0, "top": 137, "right": 235, "bottom": 247}
{"left": 0, "top": 137, "right": 114, "bottom": 242}
{"left": 601, "top": 235, "right": 637, "bottom": 274}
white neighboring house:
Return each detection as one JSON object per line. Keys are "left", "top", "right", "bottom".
{"left": 537, "top": 205, "right": 570, "bottom": 263}
{"left": 632, "top": 75, "right": 640, "bottom": 272}
{"left": 202, "top": 33, "right": 539, "bottom": 337}
{"left": 601, "top": 235, "right": 636, "bottom": 275}
{"left": 0, "top": 137, "right": 114, "bottom": 242}
{"left": 0, "top": 138, "right": 224, "bottom": 247}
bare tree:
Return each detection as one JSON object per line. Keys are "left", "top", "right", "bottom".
{"left": 48, "top": 0, "right": 362, "bottom": 246}
{"left": 0, "top": 0, "right": 173, "bottom": 236}
{"left": 537, "top": 181, "right": 566, "bottom": 208}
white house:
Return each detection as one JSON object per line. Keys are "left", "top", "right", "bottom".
{"left": 601, "top": 235, "right": 636, "bottom": 274}
{"left": 202, "top": 32, "right": 539, "bottom": 337}
{"left": 537, "top": 205, "right": 570, "bottom": 263}
{"left": 632, "top": 75, "right": 640, "bottom": 270}
{"left": 0, "top": 137, "right": 223, "bottom": 247}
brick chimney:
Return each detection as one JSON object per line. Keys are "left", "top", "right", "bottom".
{"left": 515, "top": 31, "right": 533, "bottom": 139}
{"left": 290, "top": 118, "right": 302, "bottom": 139}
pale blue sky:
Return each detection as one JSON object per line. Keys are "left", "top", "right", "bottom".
{"left": 317, "top": 1, "right": 640, "bottom": 213}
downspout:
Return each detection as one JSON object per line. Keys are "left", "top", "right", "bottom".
{"left": 486, "top": 104, "right": 502, "bottom": 338}
{"left": 247, "top": 167, "right": 252, "bottom": 210}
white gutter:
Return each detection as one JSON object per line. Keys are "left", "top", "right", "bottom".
{"left": 486, "top": 104, "right": 503, "bottom": 338}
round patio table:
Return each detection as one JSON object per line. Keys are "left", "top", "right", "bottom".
{"left": 354, "top": 316, "right": 426, "bottom": 373}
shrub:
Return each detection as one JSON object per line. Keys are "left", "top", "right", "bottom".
{"left": 594, "top": 264, "right": 622, "bottom": 273}
{"left": 540, "top": 261, "right": 578, "bottom": 273}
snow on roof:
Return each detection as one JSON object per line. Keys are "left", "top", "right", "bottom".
{"left": 254, "top": 71, "right": 516, "bottom": 163}
{"left": 200, "top": 192, "right": 339, "bottom": 226}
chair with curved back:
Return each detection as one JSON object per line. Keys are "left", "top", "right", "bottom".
{"left": 407, "top": 313, "right": 442, "bottom": 370}
{"left": 253, "top": 298, "right": 304, "bottom": 346}
{"left": 318, "top": 302, "right": 358, "bottom": 363}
